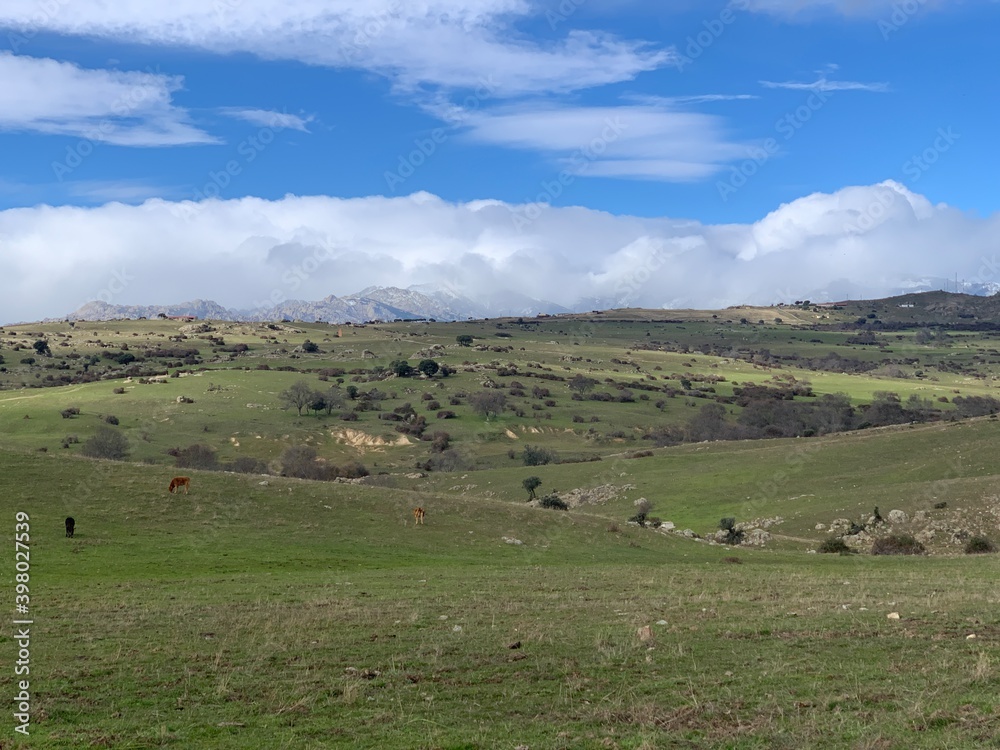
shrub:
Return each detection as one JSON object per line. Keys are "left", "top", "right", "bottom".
{"left": 522, "top": 444, "right": 557, "bottom": 466}
{"left": 430, "top": 431, "right": 451, "bottom": 453}
{"left": 61, "top": 435, "right": 79, "bottom": 449}
{"left": 81, "top": 426, "right": 130, "bottom": 461}
{"left": 607, "top": 522, "right": 620, "bottom": 533}
{"left": 426, "top": 400, "right": 441, "bottom": 411}
{"left": 436, "top": 410, "right": 456, "bottom": 419}
{"left": 719, "top": 517, "right": 744, "bottom": 545}
{"left": 629, "top": 499, "right": 654, "bottom": 527}
{"left": 60, "top": 407, "right": 80, "bottom": 419}
{"left": 722, "top": 556, "right": 742, "bottom": 564}
{"left": 964, "top": 536, "right": 996, "bottom": 554}
{"left": 175, "top": 444, "right": 219, "bottom": 470}
{"left": 104, "top": 415, "right": 119, "bottom": 425}
{"left": 871, "top": 534, "right": 926, "bottom": 556}
{"left": 226, "top": 456, "right": 269, "bottom": 474}
{"left": 818, "top": 537, "right": 851, "bottom": 554}
{"left": 933, "top": 501, "right": 947, "bottom": 509}
{"left": 539, "top": 493, "right": 569, "bottom": 510}
{"left": 113, "top": 387, "right": 126, "bottom": 394}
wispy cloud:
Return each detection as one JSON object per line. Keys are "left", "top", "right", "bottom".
{"left": 760, "top": 76, "right": 889, "bottom": 93}
{"left": 219, "top": 108, "right": 315, "bottom": 133}
{"left": 0, "top": 52, "right": 216, "bottom": 146}
{"left": 458, "top": 103, "right": 749, "bottom": 182}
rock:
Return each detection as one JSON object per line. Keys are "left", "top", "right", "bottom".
{"left": 657, "top": 521, "right": 676, "bottom": 532}
{"left": 967, "top": 634, "right": 977, "bottom": 640}
{"left": 887, "top": 612, "right": 900, "bottom": 620}
{"left": 888, "top": 509, "right": 908, "bottom": 525}
{"left": 829, "top": 518, "right": 852, "bottom": 534}
{"left": 682, "top": 529, "right": 697, "bottom": 538}
{"left": 637, "top": 626, "right": 653, "bottom": 642}
{"left": 815, "top": 523, "right": 827, "bottom": 531}
{"left": 503, "top": 537, "right": 523, "bottom": 545}
{"left": 913, "top": 511, "right": 928, "bottom": 522}
{"left": 743, "top": 529, "right": 772, "bottom": 547}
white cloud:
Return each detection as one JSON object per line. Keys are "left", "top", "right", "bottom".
{"left": 460, "top": 104, "right": 749, "bottom": 181}
{"left": 219, "top": 108, "right": 315, "bottom": 133}
{"left": 1, "top": 183, "right": 998, "bottom": 324}
{"left": 0, "top": 52, "right": 216, "bottom": 146}
{"left": 0, "top": 2, "right": 674, "bottom": 97}
{"left": 760, "top": 76, "right": 889, "bottom": 93}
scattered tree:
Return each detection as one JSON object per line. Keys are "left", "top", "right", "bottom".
{"left": 522, "top": 476, "right": 542, "bottom": 500}
{"left": 280, "top": 380, "right": 314, "bottom": 415}
{"left": 456, "top": 334, "right": 474, "bottom": 346}
{"left": 81, "top": 426, "right": 130, "bottom": 461}
{"left": 417, "top": 359, "right": 440, "bottom": 377}
{"left": 468, "top": 390, "right": 506, "bottom": 419}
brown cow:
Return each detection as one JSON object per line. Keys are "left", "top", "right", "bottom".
{"left": 168, "top": 477, "right": 191, "bottom": 494}
{"left": 413, "top": 507, "right": 426, "bottom": 525}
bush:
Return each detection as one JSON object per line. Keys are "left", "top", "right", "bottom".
{"left": 539, "top": 493, "right": 569, "bottom": 510}
{"left": 81, "top": 426, "right": 130, "bottom": 461}
{"left": 60, "top": 407, "right": 80, "bottom": 419}
{"left": 113, "top": 387, "right": 125, "bottom": 394}
{"left": 818, "top": 537, "right": 851, "bottom": 554}
{"left": 719, "top": 517, "right": 744, "bottom": 545}
{"left": 225, "top": 456, "right": 269, "bottom": 474}
{"left": 103, "top": 415, "right": 119, "bottom": 425}
{"left": 175, "top": 444, "right": 219, "bottom": 470}
{"left": 61, "top": 435, "right": 79, "bottom": 449}
{"left": 964, "top": 536, "right": 996, "bottom": 554}
{"left": 933, "top": 501, "right": 947, "bottom": 509}
{"left": 871, "top": 534, "right": 926, "bottom": 556}
{"left": 436, "top": 410, "right": 456, "bottom": 419}
{"left": 522, "top": 444, "right": 557, "bottom": 466}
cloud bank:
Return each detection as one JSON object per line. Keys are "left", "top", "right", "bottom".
{"left": 2, "top": 183, "right": 997, "bottom": 324}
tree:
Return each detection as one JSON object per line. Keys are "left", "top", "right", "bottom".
{"left": 468, "top": 390, "right": 506, "bottom": 419}
{"left": 568, "top": 374, "right": 598, "bottom": 395}
{"left": 33, "top": 340, "right": 51, "bottom": 356}
{"left": 390, "top": 359, "right": 414, "bottom": 377}
{"left": 280, "top": 380, "right": 314, "bottom": 415}
{"left": 301, "top": 340, "right": 319, "bottom": 353}
{"left": 308, "top": 392, "right": 327, "bottom": 417}
{"left": 456, "top": 334, "right": 474, "bottom": 347}
{"left": 81, "top": 426, "right": 130, "bottom": 461}
{"left": 417, "top": 359, "right": 440, "bottom": 377}
{"left": 522, "top": 445, "right": 556, "bottom": 466}
{"left": 323, "top": 387, "right": 345, "bottom": 415}
{"left": 523, "top": 476, "right": 542, "bottom": 500}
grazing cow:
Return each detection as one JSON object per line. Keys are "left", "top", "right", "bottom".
{"left": 65, "top": 517, "right": 75, "bottom": 538}
{"left": 413, "top": 507, "right": 426, "bottom": 525}
{"left": 168, "top": 476, "right": 191, "bottom": 494}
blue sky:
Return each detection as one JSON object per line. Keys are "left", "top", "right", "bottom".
{"left": 1, "top": 0, "right": 999, "bottom": 322}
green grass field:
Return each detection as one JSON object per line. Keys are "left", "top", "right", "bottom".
{"left": 4, "top": 303, "right": 1000, "bottom": 747}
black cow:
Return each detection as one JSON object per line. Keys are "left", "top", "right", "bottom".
{"left": 65, "top": 517, "right": 75, "bottom": 538}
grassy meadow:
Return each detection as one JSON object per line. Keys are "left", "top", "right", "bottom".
{"left": 3, "top": 297, "right": 1000, "bottom": 748}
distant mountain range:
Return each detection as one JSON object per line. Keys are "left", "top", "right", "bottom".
{"left": 58, "top": 277, "right": 1000, "bottom": 324}
{"left": 62, "top": 285, "right": 572, "bottom": 323}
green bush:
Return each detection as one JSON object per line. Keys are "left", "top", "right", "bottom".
{"left": 522, "top": 444, "right": 557, "bottom": 466}
{"left": 80, "top": 427, "right": 130, "bottom": 461}
{"left": 539, "top": 493, "right": 568, "bottom": 511}
{"left": 964, "top": 536, "right": 996, "bottom": 554}
{"left": 871, "top": 534, "right": 926, "bottom": 556}
{"left": 818, "top": 537, "right": 851, "bottom": 554}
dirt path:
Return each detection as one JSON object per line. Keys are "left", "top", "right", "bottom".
{"left": 0, "top": 385, "right": 85, "bottom": 404}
